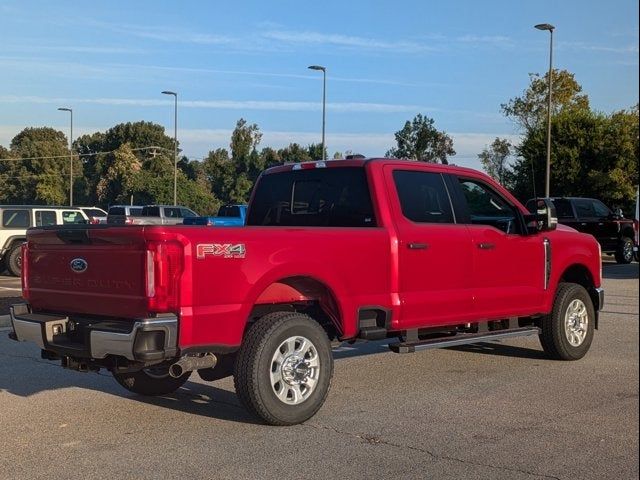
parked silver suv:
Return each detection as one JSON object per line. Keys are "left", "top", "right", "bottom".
{"left": 0, "top": 205, "right": 88, "bottom": 276}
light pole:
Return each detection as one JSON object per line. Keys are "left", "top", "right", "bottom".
{"left": 535, "top": 23, "right": 555, "bottom": 198}
{"left": 161, "top": 90, "right": 178, "bottom": 205}
{"left": 57, "top": 107, "right": 73, "bottom": 206}
{"left": 308, "top": 65, "right": 326, "bottom": 160}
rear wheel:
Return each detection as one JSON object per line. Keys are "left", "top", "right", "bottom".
{"left": 615, "top": 237, "right": 634, "bottom": 264}
{"left": 539, "top": 283, "right": 595, "bottom": 360}
{"left": 113, "top": 365, "right": 191, "bottom": 396}
{"left": 6, "top": 244, "right": 22, "bottom": 277}
{"left": 234, "top": 311, "right": 334, "bottom": 425}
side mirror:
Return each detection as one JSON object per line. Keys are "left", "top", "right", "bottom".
{"left": 525, "top": 198, "right": 557, "bottom": 233}
{"left": 614, "top": 207, "right": 624, "bottom": 218}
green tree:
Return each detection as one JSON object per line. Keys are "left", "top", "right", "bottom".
{"left": 307, "top": 143, "right": 325, "bottom": 161}
{"left": 501, "top": 69, "right": 590, "bottom": 132}
{"left": 509, "top": 106, "right": 639, "bottom": 210}
{"left": 74, "top": 122, "right": 176, "bottom": 206}
{"left": 3, "top": 127, "right": 79, "bottom": 204}
{"left": 278, "top": 143, "right": 312, "bottom": 164}
{"left": 478, "top": 138, "right": 513, "bottom": 185}
{"left": 386, "top": 114, "right": 455, "bottom": 164}
{"left": 95, "top": 144, "right": 142, "bottom": 204}
{"left": 260, "top": 147, "right": 281, "bottom": 169}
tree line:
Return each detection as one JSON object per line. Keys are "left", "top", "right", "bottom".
{"left": 1, "top": 69, "right": 637, "bottom": 214}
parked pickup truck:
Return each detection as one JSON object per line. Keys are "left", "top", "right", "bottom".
{"left": 526, "top": 197, "right": 636, "bottom": 264}
{"left": 9, "top": 159, "right": 604, "bottom": 425}
{"left": 183, "top": 204, "right": 247, "bottom": 226}
{"left": 108, "top": 205, "right": 198, "bottom": 225}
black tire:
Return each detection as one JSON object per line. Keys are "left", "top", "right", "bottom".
{"left": 113, "top": 366, "right": 191, "bottom": 396}
{"left": 234, "top": 311, "right": 334, "bottom": 426}
{"left": 614, "top": 236, "right": 634, "bottom": 264}
{"left": 539, "top": 283, "right": 595, "bottom": 360}
{"left": 6, "top": 244, "right": 22, "bottom": 277}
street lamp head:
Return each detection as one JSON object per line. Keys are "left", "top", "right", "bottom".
{"left": 57, "top": 107, "right": 72, "bottom": 112}
{"left": 161, "top": 90, "right": 177, "bottom": 96}
{"left": 534, "top": 23, "right": 555, "bottom": 31}
{"left": 308, "top": 65, "right": 326, "bottom": 72}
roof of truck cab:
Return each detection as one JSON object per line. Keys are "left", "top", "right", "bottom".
{"left": 262, "top": 158, "right": 487, "bottom": 177}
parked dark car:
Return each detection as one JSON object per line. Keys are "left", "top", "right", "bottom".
{"left": 526, "top": 197, "right": 636, "bottom": 264}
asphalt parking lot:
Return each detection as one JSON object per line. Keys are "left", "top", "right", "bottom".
{"left": 0, "top": 260, "right": 638, "bottom": 480}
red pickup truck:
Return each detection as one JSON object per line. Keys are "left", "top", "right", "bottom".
{"left": 9, "top": 159, "right": 604, "bottom": 425}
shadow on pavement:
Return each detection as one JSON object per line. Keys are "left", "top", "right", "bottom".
{"left": 602, "top": 261, "right": 639, "bottom": 280}
{"left": 446, "top": 341, "right": 549, "bottom": 360}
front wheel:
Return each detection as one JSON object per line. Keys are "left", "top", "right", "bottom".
{"left": 539, "top": 283, "right": 595, "bottom": 360}
{"left": 615, "top": 237, "right": 634, "bottom": 264}
{"left": 234, "top": 311, "right": 334, "bottom": 425}
{"left": 113, "top": 365, "right": 191, "bottom": 396}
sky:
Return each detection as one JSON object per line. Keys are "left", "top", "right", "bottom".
{"left": 0, "top": 0, "right": 638, "bottom": 169}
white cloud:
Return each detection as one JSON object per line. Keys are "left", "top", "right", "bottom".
{"left": 261, "top": 30, "right": 439, "bottom": 53}
{"left": 3, "top": 45, "right": 147, "bottom": 54}
{"left": 559, "top": 41, "right": 639, "bottom": 54}
{"left": 455, "top": 35, "right": 514, "bottom": 48}
{"left": 0, "top": 95, "right": 429, "bottom": 113}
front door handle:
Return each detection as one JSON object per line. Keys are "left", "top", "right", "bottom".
{"left": 408, "top": 242, "right": 429, "bottom": 250}
{"left": 478, "top": 242, "right": 495, "bottom": 250}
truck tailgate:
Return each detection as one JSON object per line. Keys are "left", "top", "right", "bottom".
{"left": 25, "top": 226, "right": 150, "bottom": 318}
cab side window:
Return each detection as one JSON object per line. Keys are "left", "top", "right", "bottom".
{"left": 62, "top": 211, "right": 85, "bottom": 224}
{"left": 458, "top": 179, "right": 519, "bottom": 234}
{"left": 35, "top": 210, "right": 57, "bottom": 226}
{"left": 573, "top": 199, "right": 596, "bottom": 218}
{"left": 592, "top": 200, "right": 611, "bottom": 218}
{"left": 393, "top": 170, "right": 455, "bottom": 224}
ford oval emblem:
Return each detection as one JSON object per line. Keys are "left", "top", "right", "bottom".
{"left": 70, "top": 258, "right": 88, "bottom": 273}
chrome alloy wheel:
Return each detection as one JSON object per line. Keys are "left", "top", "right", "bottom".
{"left": 564, "top": 299, "right": 589, "bottom": 347}
{"left": 270, "top": 336, "right": 320, "bottom": 405}
{"left": 623, "top": 241, "right": 633, "bottom": 262}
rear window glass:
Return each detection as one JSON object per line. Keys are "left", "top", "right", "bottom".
{"left": 83, "top": 208, "right": 106, "bottom": 217}
{"left": 108, "top": 207, "right": 125, "bottom": 215}
{"left": 217, "top": 205, "right": 241, "bottom": 217}
{"left": 247, "top": 167, "right": 376, "bottom": 227}
{"left": 550, "top": 199, "right": 575, "bottom": 219}
{"left": 2, "top": 209, "right": 30, "bottom": 228}
{"left": 35, "top": 210, "right": 57, "bottom": 226}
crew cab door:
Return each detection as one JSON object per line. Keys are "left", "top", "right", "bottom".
{"left": 450, "top": 175, "right": 545, "bottom": 318}
{"left": 385, "top": 166, "right": 474, "bottom": 329}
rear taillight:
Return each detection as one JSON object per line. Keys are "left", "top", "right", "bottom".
{"left": 125, "top": 217, "right": 135, "bottom": 225}
{"left": 89, "top": 217, "right": 100, "bottom": 225}
{"left": 21, "top": 243, "right": 29, "bottom": 300}
{"left": 145, "top": 241, "right": 183, "bottom": 313}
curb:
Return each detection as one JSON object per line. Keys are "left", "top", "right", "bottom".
{"left": 0, "top": 315, "right": 10, "bottom": 328}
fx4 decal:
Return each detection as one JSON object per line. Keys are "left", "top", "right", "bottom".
{"left": 196, "top": 243, "right": 246, "bottom": 259}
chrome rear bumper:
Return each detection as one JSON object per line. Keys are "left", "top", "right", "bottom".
{"left": 9, "top": 303, "right": 178, "bottom": 363}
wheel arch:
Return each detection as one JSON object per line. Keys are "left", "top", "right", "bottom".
{"left": 558, "top": 263, "right": 601, "bottom": 328}
{"left": 247, "top": 274, "right": 345, "bottom": 340}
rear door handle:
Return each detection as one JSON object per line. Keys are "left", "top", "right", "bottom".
{"left": 408, "top": 242, "right": 429, "bottom": 250}
{"left": 478, "top": 242, "right": 495, "bottom": 250}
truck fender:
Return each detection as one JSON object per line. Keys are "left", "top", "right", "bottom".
{"left": 246, "top": 265, "right": 349, "bottom": 337}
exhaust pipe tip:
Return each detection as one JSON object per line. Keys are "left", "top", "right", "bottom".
{"left": 169, "top": 364, "right": 184, "bottom": 378}
{"left": 169, "top": 353, "right": 217, "bottom": 378}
